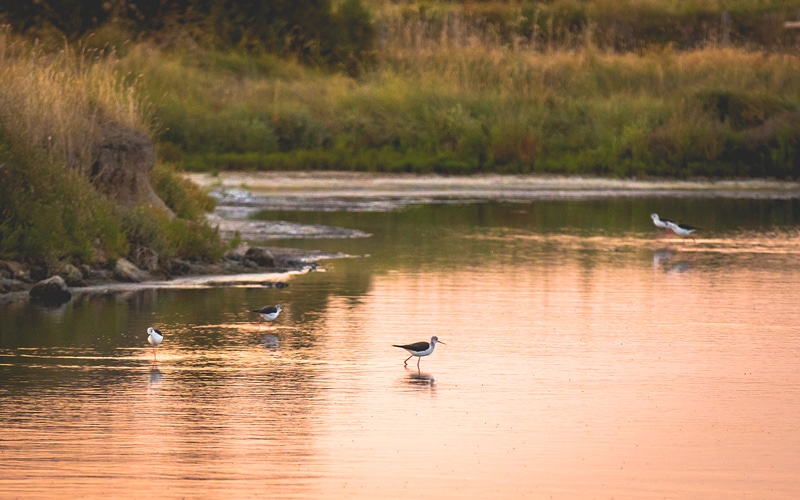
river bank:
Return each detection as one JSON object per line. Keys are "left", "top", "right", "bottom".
{"left": 0, "top": 244, "right": 345, "bottom": 303}
{"left": 4, "top": 172, "right": 800, "bottom": 302}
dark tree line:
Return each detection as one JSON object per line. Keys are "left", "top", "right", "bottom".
{"left": 0, "top": 0, "right": 375, "bottom": 74}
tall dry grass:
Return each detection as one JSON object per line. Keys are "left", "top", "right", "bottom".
{"left": 369, "top": 0, "right": 800, "bottom": 53}
{"left": 124, "top": 36, "right": 799, "bottom": 177}
{"left": 0, "top": 30, "right": 149, "bottom": 174}
{"left": 0, "top": 30, "right": 224, "bottom": 266}
{"left": 51, "top": 1, "right": 790, "bottom": 177}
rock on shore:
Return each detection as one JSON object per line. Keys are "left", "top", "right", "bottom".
{"left": 29, "top": 276, "right": 72, "bottom": 305}
{"left": 1, "top": 244, "right": 342, "bottom": 303}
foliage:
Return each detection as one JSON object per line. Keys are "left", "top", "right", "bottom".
{"left": 119, "top": 39, "right": 800, "bottom": 178}
{"left": 122, "top": 204, "right": 226, "bottom": 263}
{"left": 0, "top": 145, "right": 128, "bottom": 266}
{"left": 0, "top": 30, "right": 223, "bottom": 269}
{"left": 150, "top": 162, "right": 216, "bottom": 220}
{"left": 372, "top": 0, "right": 800, "bottom": 53}
{"left": 0, "top": 0, "right": 377, "bottom": 74}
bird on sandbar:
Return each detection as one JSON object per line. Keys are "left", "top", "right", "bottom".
{"left": 666, "top": 220, "right": 698, "bottom": 244}
{"left": 650, "top": 213, "right": 675, "bottom": 238}
{"left": 393, "top": 336, "right": 445, "bottom": 368}
{"left": 147, "top": 327, "right": 163, "bottom": 362}
{"left": 253, "top": 304, "right": 282, "bottom": 332}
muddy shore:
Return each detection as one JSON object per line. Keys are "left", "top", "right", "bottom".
{"left": 0, "top": 244, "right": 345, "bottom": 303}
{"left": 195, "top": 171, "right": 800, "bottom": 239}
{"left": 191, "top": 172, "right": 800, "bottom": 207}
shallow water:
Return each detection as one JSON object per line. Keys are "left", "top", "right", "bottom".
{"left": 2, "top": 197, "right": 800, "bottom": 498}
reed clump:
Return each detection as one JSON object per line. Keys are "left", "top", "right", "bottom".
{"left": 0, "top": 34, "right": 146, "bottom": 175}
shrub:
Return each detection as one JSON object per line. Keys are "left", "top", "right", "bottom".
{"left": 122, "top": 204, "right": 226, "bottom": 264}
{"left": 0, "top": 146, "right": 128, "bottom": 266}
{"left": 0, "top": 31, "right": 224, "bottom": 270}
{"left": 150, "top": 162, "right": 216, "bottom": 220}
{"left": 696, "top": 89, "right": 788, "bottom": 130}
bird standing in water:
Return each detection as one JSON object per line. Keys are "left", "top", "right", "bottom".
{"left": 253, "top": 304, "right": 282, "bottom": 332}
{"left": 666, "top": 220, "right": 698, "bottom": 244}
{"left": 650, "top": 213, "right": 675, "bottom": 238}
{"left": 393, "top": 336, "right": 445, "bottom": 368}
{"left": 147, "top": 327, "right": 163, "bottom": 362}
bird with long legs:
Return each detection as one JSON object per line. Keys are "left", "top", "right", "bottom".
{"left": 393, "top": 336, "right": 445, "bottom": 368}
{"left": 147, "top": 327, "right": 163, "bottom": 362}
{"left": 253, "top": 304, "right": 282, "bottom": 332}
{"left": 650, "top": 213, "right": 675, "bottom": 239}
{"left": 666, "top": 220, "right": 698, "bottom": 244}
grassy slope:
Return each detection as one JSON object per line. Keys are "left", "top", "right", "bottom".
{"left": 117, "top": 0, "right": 800, "bottom": 178}
{"left": 0, "top": 33, "right": 224, "bottom": 266}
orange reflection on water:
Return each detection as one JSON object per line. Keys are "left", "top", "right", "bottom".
{"left": 2, "top": 241, "right": 800, "bottom": 498}
{"left": 0, "top": 349, "right": 323, "bottom": 498}
{"left": 312, "top": 254, "right": 800, "bottom": 498}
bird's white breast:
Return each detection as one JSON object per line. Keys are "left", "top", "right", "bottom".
{"left": 148, "top": 332, "right": 163, "bottom": 346}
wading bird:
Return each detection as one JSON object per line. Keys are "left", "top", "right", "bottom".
{"left": 650, "top": 213, "right": 675, "bottom": 238}
{"left": 253, "top": 304, "right": 282, "bottom": 332}
{"left": 666, "top": 220, "right": 698, "bottom": 244}
{"left": 393, "top": 336, "right": 445, "bottom": 368}
{"left": 147, "top": 327, "right": 163, "bottom": 362}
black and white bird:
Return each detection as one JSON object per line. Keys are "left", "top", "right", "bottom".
{"left": 147, "top": 327, "right": 163, "bottom": 362}
{"left": 650, "top": 213, "right": 675, "bottom": 238}
{"left": 393, "top": 336, "right": 445, "bottom": 368}
{"left": 253, "top": 304, "right": 282, "bottom": 331}
{"left": 666, "top": 220, "right": 698, "bottom": 244}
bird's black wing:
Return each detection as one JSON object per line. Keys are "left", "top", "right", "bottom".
{"left": 393, "top": 341, "right": 430, "bottom": 351}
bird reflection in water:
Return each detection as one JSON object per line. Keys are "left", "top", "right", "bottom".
{"left": 148, "top": 365, "right": 163, "bottom": 390}
{"left": 652, "top": 247, "right": 692, "bottom": 273}
{"left": 262, "top": 334, "right": 280, "bottom": 349}
{"left": 404, "top": 367, "right": 436, "bottom": 391}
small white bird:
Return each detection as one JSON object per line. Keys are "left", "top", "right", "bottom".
{"left": 253, "top": 304, "right": 282, "bottom": 331}
{"left": 666, "top": 220, "right": 698, "bottom": 244}
{"left": 147, "top": 327, "right": 163, "bottom": 362}
{"left": 650, "top": 213, "right": 675, "bottom": 238}
{"left": 393, "top": 336, "right": 445, "bottom": 368}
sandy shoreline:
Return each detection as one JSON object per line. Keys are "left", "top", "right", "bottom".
{"left": 191, "top": 171, "right": 800, "bottom": 240}
{"left": 188, "top": 172, "right": 800, "bottom": 198}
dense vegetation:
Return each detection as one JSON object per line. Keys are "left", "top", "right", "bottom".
{"left": 1, "top": 0, "right": 799, "bottom": 269}
{"left": 134, "top": 0, "right": 798, "bottom": 179}
{"left": 0, "top": 33, "right": 223, "bottom": 269}
{"left": 1, "top": 0, "right": 375, "bottom": 74}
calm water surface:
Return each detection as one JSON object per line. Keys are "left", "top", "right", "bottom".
{"left": 2, "top": 198, "right": 800, "bottom": 499}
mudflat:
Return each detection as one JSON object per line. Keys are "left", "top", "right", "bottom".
{"left": 189, "top": 172, "right": 800, "bottom": 211}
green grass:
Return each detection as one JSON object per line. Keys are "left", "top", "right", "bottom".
{"left": 0, "top": 31, "right": 226, "bottom": 268}
{"left": 94, "top": 1, "right": 796, "bottom": 179}
{"left": 120, "top": 40, "right": 800, "bottom": 178}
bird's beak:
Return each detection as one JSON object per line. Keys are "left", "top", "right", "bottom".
{"left": 438, "top": 341, "right": 446, "bottom": 345}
